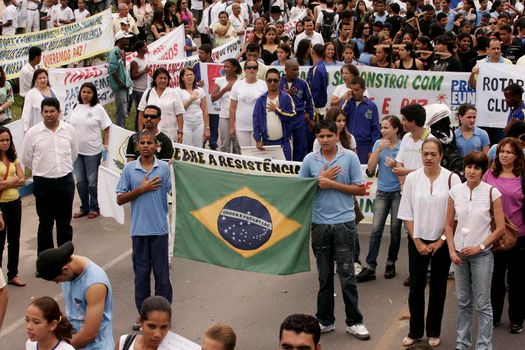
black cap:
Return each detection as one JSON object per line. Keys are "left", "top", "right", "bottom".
{"left": 270, "top": 6, "right": 282, "bottom": 14}
{"left": 36, "top": 242, "right": 74, "bottom": 281}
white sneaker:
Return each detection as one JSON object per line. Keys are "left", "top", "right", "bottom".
{"left": 347, "top": 324, "right": 370, "bottom": 340}
{"left": 319, "top": 323, "right": 335, "bottom": 333}
{"left": 354, "top": 262, "right": 363, "bottom": 275}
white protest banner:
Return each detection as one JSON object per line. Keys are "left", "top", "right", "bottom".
{"left": 49, "top": 64, "right": 114, "bottom": 120}
{"left": 475, "top": 62, "right": 525, "bottom": 128}
{"left": 172, "top": 143, "right": 377, "bottom": 223}
{"left": 200, "top": 63, "right": 473, "bottom": 116}
{"left": 125, "top": 25, "right": 186, "bottom": 63}
{"left": 107, "top": 124, "right": 134, "bottom": 174}
{"left": 210, "top": 39, "right": 241, "bottom": 62}
{"left": 97, "top": 165, "right": 125, "bottom": 224}
{"left": 1, "top": 9, "right": 114, "bottom": 79}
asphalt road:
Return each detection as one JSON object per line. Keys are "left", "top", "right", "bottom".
{"left": 0, "top": 194, "right": 523, "bottom": 349}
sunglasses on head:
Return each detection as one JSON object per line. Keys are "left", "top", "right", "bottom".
{"left": 143, "top": 114, "right": 159, "bottom": 119}
{"left": 266, "top": 78, "right": 279, "bottom": 83}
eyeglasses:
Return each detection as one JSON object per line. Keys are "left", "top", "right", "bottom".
{"left": 143, "top": 114, "right": 160, "bottom": 119}
{"left": 245, "top": 66, "right": 258, "bottom": 70}
{"left": 266, "top": 78, "right": 279, "bottom": 83}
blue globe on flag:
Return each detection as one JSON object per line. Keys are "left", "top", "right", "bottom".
{"left": 217, "top": 196, "right": 273, "bottom": 250}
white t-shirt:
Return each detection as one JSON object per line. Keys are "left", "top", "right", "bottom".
{"left": 214, "top": 76, "right": 235, "bottom": 119}
{"left": 19, "top": 63, "right": 36, "bottom": 98}
{"left": 395, "top": 130, "right": 434, "bottom": 170}
{"left": 398, "top": 167, "right": 461, "bottom": 240}
{"left": 2, "top": 4, "right": 18, "bottom": 35}
{"left": 293, "top": 31, "right": 324, "bottom": 54}
{"left": 230, "top": 79, "right": 267, "bottom": 131}
{"left": 74, "top": 9, "right": 90, "bottom": 21}
{"left": 131, "top": 56, "right": 149, "bottom": 92}
{"left": 26, "top": 340, "right": 75, "bottom": 350}
{"left": 191, "top": 0, "right": 204, "bottom": 10}
{"left": 55, "top": 6, "right": 75, "bottom": 26}
{"left": 69, "top": 104, "right": 112, "bottom": 156}
{"left": 266, "top": 97, "right": 283, "bottom": 140}
{"left": 332, "top": 84, "right": 369, "bottom": 101}
{"left": 175, "top": 87, "right": 206, "bottom": 123}
{"left": 138, "top": 87, "right": 185, "bottom": 141}
{"left": 449, "top": 181, "right": 502, "bottom": 251}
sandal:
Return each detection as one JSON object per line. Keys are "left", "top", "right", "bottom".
{"left": 88, "top": 211, "right": 100, "bottom": 219}
{"left": 8, "top": 276, "right": 26, "bottom": 287}
{"left": 73, "top": 211, "right": 89, "bottom": 218}
{"left": 402, "top": 336, "right": 418, "bottom": 347}
{"left": 428, "top": 337, "right": 440, "bottom": 347}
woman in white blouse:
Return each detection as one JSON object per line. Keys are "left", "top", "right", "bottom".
{"left": 398, "top": 139, "right": 461, "bottom": 348}
{"left": 175, "top": 67, "right": 210, "bottom": 148}
{"left": 444, "top": 152, "right": 504, "bottom": 350}
{"left": 138, "top": 67, "right": 184, "bottom": 143}
{"left": 229, "top": 60, "right": 267, "bottom": 148}
{"left": 22, "top": 69, "right": 58, "bottom": 133}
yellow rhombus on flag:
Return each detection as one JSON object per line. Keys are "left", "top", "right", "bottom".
{"left": 191, "top": 187, "right": 302, "bottom": 258}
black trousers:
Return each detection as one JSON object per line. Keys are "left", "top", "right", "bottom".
{"left": 0, "top": 198, "right": 22, "bottom": 280}
{"left": 492, "top": 236, "right": 525, "bottom": 326}
{"left": 33, "top": 173, "right": 75, "bottom": 255}
{"left": 407, "top": 236, "right": 451, "bottom": 339}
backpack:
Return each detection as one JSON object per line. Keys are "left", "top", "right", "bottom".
{"left": 320, "top": 10, "right": 337, "bottom": 42}
{"left": 441, "top": 133, "right": 465, "bottom": 182}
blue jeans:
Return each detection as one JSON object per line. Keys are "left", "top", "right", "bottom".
{"left": 132, "top": 234, "right": 172, "bottom": 312}
{"left": 365, "top": 190, "right": 402, "bottom": 270}
{"left": 311, "top": 221, "right": 364, "bottom": 327}
{"left": 113, "top": 88, "right": 128, "bottom": 128}
{"left": 208, "top": 114, "right": 219, "bottom": 149}
{"left": 454, "top": 250, "right": 494, "bottom": 350}
{"left": 74, "top": 153, "right": 102, "bottom": 212}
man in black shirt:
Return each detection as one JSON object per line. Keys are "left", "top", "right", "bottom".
{"left": 126, "top": 105, "right": 174, "bottom": 162}
{"left": 333, "top": 19, "right": 353, "bottom": 61}
{"left": 457, "top": 33, "right": 478, "bottom": 71}
{"left": 431, "top": 35, "right": 464, "bottom": 72}
{"left": 499, "top": 24, "right": 525, "bottom": 64}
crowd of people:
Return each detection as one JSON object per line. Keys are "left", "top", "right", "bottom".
{"left": 0, "top": 0, "right": 525, "bottom": 349}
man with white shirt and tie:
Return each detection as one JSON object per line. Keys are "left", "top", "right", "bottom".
{"left": 22, "top": 97, "right": 78, "bottom": 257}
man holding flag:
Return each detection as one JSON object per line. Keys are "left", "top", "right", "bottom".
{"left": 300, "top": 119, "right": 370, "bottom": 341}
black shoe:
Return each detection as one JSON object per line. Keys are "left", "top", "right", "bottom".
{"left": 403, "top": 276, "right": 410, "bottom": 286}
{"left": 384, "top": 264, "right": 396, "bottom": 279}
{"left": 356, "top": 267, "right": 376, "bottom": 282}
{"left": 509, "top": 324, "right": 523, "bottom": 334}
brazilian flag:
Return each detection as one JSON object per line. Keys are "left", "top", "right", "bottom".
{"left": 173, "top": 161, "right": 317, "bottom": 275}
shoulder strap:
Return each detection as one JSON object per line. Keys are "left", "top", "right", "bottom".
{"left": 122, "top": 333, "right": 137, "bottom": 350}
{"left": 448, "top": 172, "right": 453, "bottom": 189}
{"left": 489, "top": 186, "right": 494, "bottom": 217}
{"left": 145, "top": 88, "right": 152, "bottom": 104}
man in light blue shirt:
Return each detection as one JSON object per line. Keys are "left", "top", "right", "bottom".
{"left": 300, "top": 119, "right": 370, "bottom": 341}
{"left": 116, "top": 127, "right": 172, "bottom": 321}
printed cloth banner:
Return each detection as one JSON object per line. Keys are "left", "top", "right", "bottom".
{"left": 97, "top": 165, "right": 125, "bottom": 225}
{"left": 475, "top": 62, "right": 525, "bottom": 128}
{"left": 49, "top": 65, "right": 113, "bottom": 120}
{"left": 172, "top": 144, "right": 378, "bottom": 223}
{"left": 107, "top": 124, "right": 134, "bottom": 175}
{"left": 1, "top": 10, "right": 114, "bottom": 79}
{"left": 200, "top": 64, "right": 473, "bottom": 116}
{"left": 173, "top": 161, "right": 317, "bottom": 275}
{"left": 126, "top": 25, "right": 186, "bottom": 63}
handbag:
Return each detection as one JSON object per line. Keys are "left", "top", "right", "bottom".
{"left": 489, "top": 187, "right": 519, "bottom": 252}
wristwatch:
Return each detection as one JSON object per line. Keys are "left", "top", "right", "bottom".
{"left": 479, "top": 243, "right": 486, "bottom": 250}
{"left": 440, "top": 234, "right": 447, "bottom": 241}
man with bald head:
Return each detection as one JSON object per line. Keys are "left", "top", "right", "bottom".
{"left": 112, "top": 2, "right": 139, "bottom": 37}
{"left": 279, "top": 59, "right": 314, "bottom": 161}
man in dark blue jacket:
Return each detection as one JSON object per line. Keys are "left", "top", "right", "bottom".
{"left": 253, "top": 69, "right": 296, "bottom": 160}
{"left": 306, "top": 44, "right": 328, "bottom": 152}
{"left": 280, "top": 59, "right": 314, "bottom": 161}
{"left": 341, "top": 76, "right": 380, "bottom": 164}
